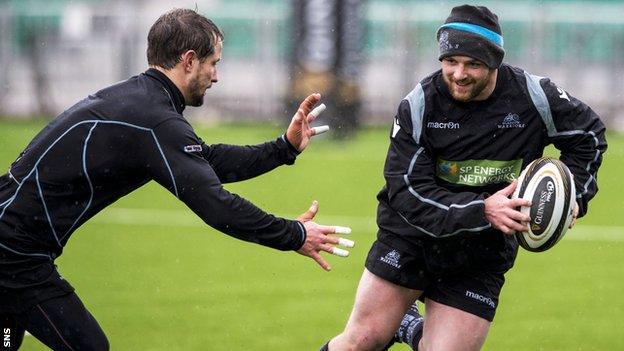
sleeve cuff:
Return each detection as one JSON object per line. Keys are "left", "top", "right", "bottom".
{"left": 276, "top": 135, "right": 300, "bottom": 165}
{"left": 281, "top": 135, "right": 301, "bottom": 156}
{"left": 294, "top": 221, "right": 307, "bottom": 250}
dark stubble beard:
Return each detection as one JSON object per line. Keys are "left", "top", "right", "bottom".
{"left": 445, "top": 70, "right": 492, "bottom": 102}
{"left": 187, "top": 76, "right": 205, "bottom": 107}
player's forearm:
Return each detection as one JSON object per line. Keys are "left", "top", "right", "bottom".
{"left": 557, "top": 130, "right": 607, "bottom": 217}
{"left": 202, "top": 135, "right": 298, "bottom": 183}
{"left": 543, "top": 78, "right": 608, "bottom": 217}
{"left": 552, "top": 108, "right": 607, "bottom": 217}
{"left": 183, "top": 184, "right": 306, "bottom": 251}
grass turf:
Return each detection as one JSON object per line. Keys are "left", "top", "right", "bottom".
{"left": 1, "top": 120, "right": 621, "bottom": 350}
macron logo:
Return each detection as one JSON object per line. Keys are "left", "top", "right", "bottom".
{"left": 427, "top": 121, "right": 460, "bottom": 129}
{"left": 380, "top": 250, "right": 402, "bottom": 268}
{"left": 465, "top": 290, "right": 496, "bottom": 308}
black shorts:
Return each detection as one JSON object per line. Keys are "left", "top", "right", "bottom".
{"left": 0, "top": 250, "right": 74, "bottom": 314}
{"left": 365, "top": 234, "right": 517, "bottom": 321}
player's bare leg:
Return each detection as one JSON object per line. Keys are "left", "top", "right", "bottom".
{"left": 326, "top": 269, "right": 421, "bottom": 351}
{"left": 419, "top": 299, "right": 490, "bottom": 351}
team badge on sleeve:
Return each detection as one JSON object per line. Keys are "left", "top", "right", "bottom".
{"left": 183, "top": 145, "right": 202, "bottom": 153}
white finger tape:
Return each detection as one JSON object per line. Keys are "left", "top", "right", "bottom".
{"left": 332, "top": 247, "right": 350, "bottom": 257}
{"left": 310, "top": 103, "right": 326, "bottom": 118}
{"left": 338, "top": 238, "right": 355, "bottom": 248}
{"left": 334, "top": 226, "right": 352, "bottom": 234}
{"left": 311, "top": 125, "right": 329, "bottom": 135}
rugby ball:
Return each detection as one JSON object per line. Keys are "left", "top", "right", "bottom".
{"left": 512, "top": 157, "right": 576, "bottom": 252}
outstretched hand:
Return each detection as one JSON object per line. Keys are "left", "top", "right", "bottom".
{"left": 286, "top": 93, "right": 329, "bottom": 152}
{"left": 296, "top": 201, "right": 353, "bottom": 271}
{"left": 484, "top": 180, "right": 532, "bottom": 235}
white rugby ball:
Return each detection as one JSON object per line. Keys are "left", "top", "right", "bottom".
{"left": 512, "top": 157, "right": 576, "bottom": 252}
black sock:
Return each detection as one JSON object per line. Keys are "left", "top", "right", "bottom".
{"left": 319, "top": 341, "right": 329, "bottom": 351}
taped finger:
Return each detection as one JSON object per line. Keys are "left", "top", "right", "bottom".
{"left": 334, "top": 226, "right": 352, "bottom": 234}
{"left": 331, "top": 247, "right": 350, "bottom": 257}
{"left": 309, "top": 103, "right": 326, "bottom": 118}
{"left": 338, "top": 238, "right": 354, "bottom": 248}
{"left": 311, "top": 125, "right": 329, "bottom": 135}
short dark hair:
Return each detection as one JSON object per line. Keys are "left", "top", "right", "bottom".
{"left": 147, "top": 9, "right": 224, "bottom": 69}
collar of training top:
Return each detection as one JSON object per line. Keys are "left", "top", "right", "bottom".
{"left": 145, "top": 68, "right": 186, "bottom": 114}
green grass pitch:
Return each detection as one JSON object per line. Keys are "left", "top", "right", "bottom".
{"left": 1, "top": 120, "right": 622, "bottom": 350}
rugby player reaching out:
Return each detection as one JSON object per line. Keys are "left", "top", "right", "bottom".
{"left": 0, "top": 9, "right": 350, "bottom": 350}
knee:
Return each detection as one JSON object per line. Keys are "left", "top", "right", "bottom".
{"left": 341, "top": 328, "right": 393, "bottom": 351}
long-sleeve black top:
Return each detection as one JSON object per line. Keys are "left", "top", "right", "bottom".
{"left": 377, "top": 64, "right": 607, "bottom": 259}
{"left": 0, "top": 69, "right": 306, "bottom": 260}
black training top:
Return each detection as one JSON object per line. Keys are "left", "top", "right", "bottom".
{"left": 0, "top": 69, "right": 306, "bottom": 260}
{"left": 376, "top": 63, "right": 607, "bottom": 263}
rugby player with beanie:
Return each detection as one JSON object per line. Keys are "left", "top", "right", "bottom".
{"left": 321, "top": 5, "right": 606, "bottom": 351}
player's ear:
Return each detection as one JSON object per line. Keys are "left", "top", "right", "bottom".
{"left": 180, "top": 50, "right": 197, "bottom": 72}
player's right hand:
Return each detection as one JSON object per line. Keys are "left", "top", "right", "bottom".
{"left": 484, "top": 180, "right": 532, "bottom": 235}
{"left": 295, "top": 200, "right": 353, "bottom": 271}
{"left": 285, "top": 94, "right": 329, "bottom": 152}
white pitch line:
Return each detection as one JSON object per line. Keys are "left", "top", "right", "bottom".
{"left": 565, "top": 225, "right": 624, "bottom": 241}
{"left": 89, "top": 207, "right": 624, "bottom": 242}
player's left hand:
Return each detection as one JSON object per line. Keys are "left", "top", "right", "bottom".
{"left": 285, "top": 93, "right": 329, "bottom": 152}
{"left": 569, "top": 201, "right": 579, "bottom": 229}
{"left": 295, "top": 200, "right": 353, "bottom": 271}
{"left": 484, "top": 180, "right": 532, "bottom": 235}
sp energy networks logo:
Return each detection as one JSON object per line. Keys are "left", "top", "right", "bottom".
{"left": 436, "top": 158, "right": 523, "bottom": 186}
{"left": 380, "top": 250, "right": 402, "bottom": 268}
{"left": 438, "top": 161, "right": 459, "bottom": 177}
{"left": 497, "top": 113, "right": 525, "bottom": 129}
